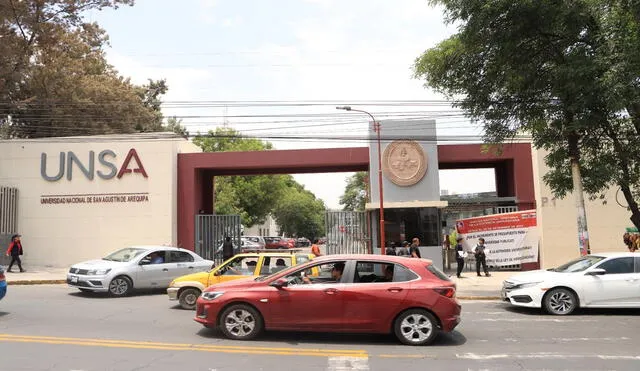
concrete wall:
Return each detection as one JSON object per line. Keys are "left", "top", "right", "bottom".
{"left": 532, "top": 148, "right": 630, "bottom": 268}
{"left": 0, "top": 133, "right": 200, "bottom": 267}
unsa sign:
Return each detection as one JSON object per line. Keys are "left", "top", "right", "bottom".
{"left": 41, "top": 148, "right": 148, "bottom": 181}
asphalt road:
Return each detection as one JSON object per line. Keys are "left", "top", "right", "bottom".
{"left": 0, "top": 285, "right": 639, "bottom": 371}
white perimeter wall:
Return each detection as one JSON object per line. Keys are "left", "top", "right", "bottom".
{"left": 0, "top": 133, "right": 200, "bottom": 267}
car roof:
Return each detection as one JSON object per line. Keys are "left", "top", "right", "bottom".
{"left": 128, "top": 245, "right": 186, "bottom": 251}
{"left": 311, "top": 254, "right": 433, "bottom": 264}
{"left": 234, "top": 251, "right": 314, "bottom": 258}
{"left": 590, "top": 252, "right": 638, "bottom": 258}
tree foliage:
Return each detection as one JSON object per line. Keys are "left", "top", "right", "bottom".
{"left": 414, "top": 0, "right": 640, "bottom": 228}
{"left": 339, "top": 172, "right": 368, "bottom": 211}
{"left": 273, "top": 185, "right": 326, "bottom": 239}
{"left": 0, "top": 0, "right": 168, "bottom": 138}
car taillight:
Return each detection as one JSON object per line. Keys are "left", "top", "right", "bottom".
{"left": 433, "top": 287, "right": 455, "bottom": 298}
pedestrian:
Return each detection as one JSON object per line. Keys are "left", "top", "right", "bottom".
{"left": 396, "top": 241, "right": 410, "bottom": 256}
{"left": 455, "top": 236, "right": 466, "bottom": 278}
{"left": 222, "top": 236, "right": 234, "bottom": 261}
{"left": 310, "top": 238, "right": 322, "bottom": 257}
{"left": 473, "top": 237, "right": 491, "bottom": 277}
{"left": 6, "top": 234, "right": 25, "bottom": 273}
{"left": 385, "top": 242, "right": 397, "bottom": 256}
{"left": 409, "top": 237, "right": 422, "bottom": 258}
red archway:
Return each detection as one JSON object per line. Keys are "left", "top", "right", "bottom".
{"left": 177, "top": 142, "right": 536, "bottom": 267}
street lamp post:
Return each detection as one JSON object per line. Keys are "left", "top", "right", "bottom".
{"left": 336, "top": 106, "right": 385, "bottom": 255}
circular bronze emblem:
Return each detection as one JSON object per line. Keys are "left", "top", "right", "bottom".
{"left": 382, "top": 140, "right": 428, "bottom": 186}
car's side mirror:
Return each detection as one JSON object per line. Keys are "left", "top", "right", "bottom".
{"left": 139, "top": 258, "right": 151, "bottom": 265}
{"left": 586, "top": 268, "right": 607, "bottom": 276}
{"left": 270, "top": 278, "right": 289, "bottom": 289}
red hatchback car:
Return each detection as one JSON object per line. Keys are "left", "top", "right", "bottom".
{"left": 194, "top": 254, "right": 461, "bottom": 345}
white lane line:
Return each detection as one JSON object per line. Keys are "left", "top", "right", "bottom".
{"left": 457, "top": 353, "right": 640, "bottom": 360}
{"left": 327, "top": 356, "right": 369, "bottom": 370}
{"left": 503, "top": 336, "right": 631, "bottom": 343}
{"left": 471, "top": 318, "right": 597, "bottom": 322}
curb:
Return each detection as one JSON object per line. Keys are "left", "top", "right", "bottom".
{"left": 7, "top": 280, "right": 66, "bottom": 285}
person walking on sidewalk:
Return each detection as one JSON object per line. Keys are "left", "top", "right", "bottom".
{"left": 473, "top": 238, "right": 490, "bottom": 277}
{"left": 455, "top": 236, "right": 466, "bottom": 278}
{"left": 6, "top": 234, "right": 25, "bottom": 273}
{"left": 310, "top": 239, "right": 322, "bottom": 257}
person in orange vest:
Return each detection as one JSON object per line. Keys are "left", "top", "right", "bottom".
{"left": 6, "top": 234, "right": 25, "bottom": 273}
{"left": 310, "top": 238, "right": 322, "bottom": 257}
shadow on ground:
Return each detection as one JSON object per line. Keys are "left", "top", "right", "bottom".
{"left": 504, "top": 304, "right": 640, "bottom": 316}
{"left": 196, "top": 327, "right": 467, "bottom": 347}
{"left": 67, "top": 288, "right": 167, "bottom": 299}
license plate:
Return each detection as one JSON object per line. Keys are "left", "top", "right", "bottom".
{"left": 70, "top": 276, "right": 78, "bottom": 283}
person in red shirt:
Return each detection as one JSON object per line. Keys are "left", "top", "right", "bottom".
{"left": 310, "top": 238, "right": 322, "bottom": 257}
{"left": 6, "top": 234, "right": 25, "bottom": 273}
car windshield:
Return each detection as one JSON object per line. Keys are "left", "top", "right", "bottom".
{"left": 103, "top": 248, "right": 147, "bottom": 262}
{"left": 548, "top": 255, "right": 606, "bottom": 272}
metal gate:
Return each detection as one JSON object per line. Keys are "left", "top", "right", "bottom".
{"left": 1, "top": 186, "right": 19, "bottom": 265}
{"left": 195, "top": 214, "right": 241, "bottom": 264}
{"left": 325, "top": 211, "right": 370, "bottom": 255}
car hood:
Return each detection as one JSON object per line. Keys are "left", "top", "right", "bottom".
{"left": 203, "top": 276, "right": 262, "bottom": 292}
{"left": 504, "top": 269, "right": 560, "bottom": 284}
{"left": 71, "top": 259, "right": 129, "bottom": 270}
{"left": 174, "top": 271, "right": 209, "bottom": 283}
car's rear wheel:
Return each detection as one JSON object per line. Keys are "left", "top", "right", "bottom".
{"left": 543, "top": 287, "right": 577, "bottom": 315}
{"left": 219, "top": 304, "right": 263, "bottom": 340}
{"left": 178, "top": 288, "right": 201, "bottom": 310}
{"left": 108, "top": 276, "right": 132, "bottom": 297}
{"left": 394, "top": 309, "right": 439, "bottom": 346}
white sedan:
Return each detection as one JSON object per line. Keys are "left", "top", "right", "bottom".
{"left": 502, "top": 252, "right": 640, "bottom": 315}
{"left": 67, "top": 246, "right": 214, "bottom": 296}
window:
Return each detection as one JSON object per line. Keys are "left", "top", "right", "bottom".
{"left": 353, "top": 262, "right": 418, "bottom": 283}
{"left": 596, "top": 257, "right": 634, "bottom": 274}
{"left": 295, "top": 254, "right": 312, "bottom": 264}
{"left": 142, "top": 251, "right": 167, "bottom": 264}
{"left": 636, "top": 257, "right": 640, "bottom": 273}
{"left": 426, "top": 264, "right": 450, "bottom": 281}
{"left": 284, "top": 261, "right": 346, "bottom": 285}
{"left": 220, "top": 256, "right": 258, "bottom": 276}
{"left": 261, "top": 256, "right": 292, "bottom": 275}
{"left": 169, "top": 251, "right": 194, "bottom": 263}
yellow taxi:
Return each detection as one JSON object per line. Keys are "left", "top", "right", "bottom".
{"left": 167, "top": 249, "right": 316, "bottom": 309}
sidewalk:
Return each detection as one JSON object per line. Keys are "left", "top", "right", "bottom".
{"left": 3, "top": 265, "right": 68, "bottom": 285}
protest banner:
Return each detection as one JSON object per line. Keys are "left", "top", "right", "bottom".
{"left": 455, "top": 210, "right": 539, "bottom": 266}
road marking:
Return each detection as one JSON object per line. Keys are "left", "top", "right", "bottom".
{"left": 457, "top": 353, "right": 640, "bottom": 360}
{"left": 471, "top": 318, "right": 597, "bottom": 322}
{"left": 0, "top": 334, "right": 366, "bottom": 358}
{"left": 327, "top": 356, "right": 369, "bottom": 370}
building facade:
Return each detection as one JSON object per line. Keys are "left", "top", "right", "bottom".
{"left": 0, "top": 132, "right": 631, "bottom": 269}
{"left": 0, "top": 133, "right": 200, "bottom": 267}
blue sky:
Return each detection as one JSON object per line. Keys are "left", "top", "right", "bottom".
{"left": 88, "top": 0, "right": 496, "bottom": 208}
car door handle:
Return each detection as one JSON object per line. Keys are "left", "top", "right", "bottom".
{"left": 162, "top": 268, "right": 169, "bottom": 272}
{"left": 188, "top": 266, "right": 194, "bottom": 269}
{"left": 388, "top": 287, "right": 403, "bottom": 293}
{"left": 324, "top": 288, "right": 338, "bottom": 295}
{"left": 626, "top": 278, "right": 638, "bottom": 282}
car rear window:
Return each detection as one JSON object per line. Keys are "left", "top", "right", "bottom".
{"left": 426, "top": 264, "right": 451, "bottom": 281}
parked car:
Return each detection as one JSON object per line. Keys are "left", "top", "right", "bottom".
{"left": 501, "top": 252, "right": 640, "bottom": 315}
{"left": 0, "top": 266, "right": 6, "bottom": 301}
{"left": 194, "top": 254, "right": 461, "bottom": 345}
{"left": 168, "top": 250, "right": 316, "bottom": 309}
{"left": 242, "top": 236, "right": 266, "bottom": 249}
{"left": 264, "top": 237, "right": 290, "bottom": 249}
{"left": 67, "top": 246, "right": 214, "bottom": 297}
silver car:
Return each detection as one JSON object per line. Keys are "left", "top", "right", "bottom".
{"left": 67, "top": 245, "right": 214, "bottom": 296}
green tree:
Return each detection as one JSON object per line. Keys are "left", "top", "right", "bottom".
{"left": 165, "top": 116, "right": 189, "bottom": 138}
{"left": 414, "top": 0, "right": 640, "bottom": 229}
{"left": 193, "top": 127, "right": 288, "bottom": 227}
{"left": 339, "top": 172, "right": 368, "bottom": 211}
{"left": 0, "top": 0, "right": 167, "bottom": 138}
{"left": 273, "top": 186, "right": 326, "bottom": 238}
